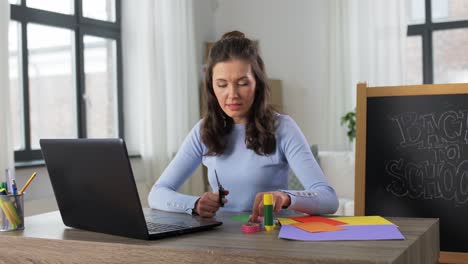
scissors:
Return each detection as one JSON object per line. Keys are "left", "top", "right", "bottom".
{"left": 214, "top": 169, "right": 225, "bottom": 207}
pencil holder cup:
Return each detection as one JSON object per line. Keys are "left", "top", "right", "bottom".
{"left": 0, "top": 193, "right": 24, "bottom": 231}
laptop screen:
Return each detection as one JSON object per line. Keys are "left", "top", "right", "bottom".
{"left": 40, "top": 138, "right": 150, "bottom": 239}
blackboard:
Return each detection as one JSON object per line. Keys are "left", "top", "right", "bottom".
{"left": 355, "top": 83, "right": 468, "bottom": 261}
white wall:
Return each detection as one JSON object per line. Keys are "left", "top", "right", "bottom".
{"left": 193, "top": 0, "right": 217, "bottom": 73}
{"left": 212, "top": 0, "right": 332, "bottom": 149}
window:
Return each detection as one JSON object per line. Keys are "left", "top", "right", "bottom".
{"left": 9, "top": 0, "right": 122, "bottom": 162}
{"left": 406, "top": 0, "right": 468, "bottom": 84}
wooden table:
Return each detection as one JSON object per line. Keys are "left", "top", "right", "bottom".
{"left": 0, "top": 211, "right": 439, "bottom": 264}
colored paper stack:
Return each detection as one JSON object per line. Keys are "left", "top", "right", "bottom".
{"left": 277, "top": 215, "right": 405, "bottom": 241}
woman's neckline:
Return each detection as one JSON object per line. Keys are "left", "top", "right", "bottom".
{"left": 233, "top": 123, "right": 245, "bottom": 130}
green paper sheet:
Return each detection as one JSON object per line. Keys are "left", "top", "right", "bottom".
{"left": 230, "top": 215, "right": 250, "bottom": 222}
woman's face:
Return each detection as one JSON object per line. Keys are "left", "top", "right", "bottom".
{"left": 212, "top": 59, "right": 256, "bottom": 124}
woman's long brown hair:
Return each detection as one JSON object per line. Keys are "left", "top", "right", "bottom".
{"left": 201, "top": 31, "right": 277, "bottom": 156}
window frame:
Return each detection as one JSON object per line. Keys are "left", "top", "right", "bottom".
{"left": 407, "top": 0, "right": 468, "bottom": 84}
{"left": 10, "top": 0, "right": 123, "bottom": 162}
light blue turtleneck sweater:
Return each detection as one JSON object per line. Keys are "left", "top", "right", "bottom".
{"left": 148, "top": 114, "right": 338, "bottom": 215}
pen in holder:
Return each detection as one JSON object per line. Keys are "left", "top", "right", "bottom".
{"left": 0, "top": 193, "right": 24, "bottom": 231}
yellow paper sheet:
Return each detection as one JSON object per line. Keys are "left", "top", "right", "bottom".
{"left": 277, "top": 217, "right": 299, "bottom": 225}
{"left": 328, "top": 216, "right": 395, "bottom": 226}
{"left": 291, "top": 222, "right": 344, "bottom": 233}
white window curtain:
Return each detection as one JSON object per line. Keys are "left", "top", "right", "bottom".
{"left": 0, "top": 0, "right": 14, "bottom": 174}
{"left": 122, "top": 0, "right": 203, "bottom": 195}
{"left": 326, "top": 0, "right": 407, "bottom": 150}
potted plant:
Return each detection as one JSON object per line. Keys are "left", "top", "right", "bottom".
{"left": 341, "top": 109, "right": 356, "bottom": 150}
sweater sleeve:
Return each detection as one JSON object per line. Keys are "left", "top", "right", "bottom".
{"left": 147, "top": 121, "right": 204, "bottom": 214}
{"left": 278, "top": 116, "right": 339, "bottom": 215}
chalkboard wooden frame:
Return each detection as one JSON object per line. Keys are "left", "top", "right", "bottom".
{"left": 354, "top": 82, "right": 468, "bottom": 263}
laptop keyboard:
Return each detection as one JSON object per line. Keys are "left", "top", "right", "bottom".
{"left": 146, "top": 222, "right": 189, "bottom": 233}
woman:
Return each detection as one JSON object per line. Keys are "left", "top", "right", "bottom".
{"left": 148, "top": 31, "right": 338, "bottom": 220}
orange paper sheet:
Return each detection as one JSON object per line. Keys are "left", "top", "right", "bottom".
{"left": 290, "top": 215, "right": 347, "bottom": 226}
{"left": 291, "top": 222, "right": 344, "bottom": 233}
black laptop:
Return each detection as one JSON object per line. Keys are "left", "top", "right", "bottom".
{"left": 40, "top": 138, "right": 222, "bottom": 240}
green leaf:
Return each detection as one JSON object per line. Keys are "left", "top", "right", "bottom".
{"left": 341, "top": 108, "right": 356, "bottom": 143}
